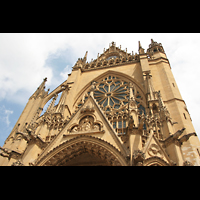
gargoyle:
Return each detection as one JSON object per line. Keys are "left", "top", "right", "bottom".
{"left": 178, "top": 132, "right": 197, "bottom": 145}
{"left": 16, "top": 131, "right": 31, "bottom": 142}
{"left": 173, "top": 127, "right": 185, "bottom": 139}
{"left": 0, "top": 147, "right": 22, "bottom": 160}
{"left": 163, "top": 127, "right": 185, "bottom": 147}
{"left": 0, "top": 147, "right": 12, "bottom": 158}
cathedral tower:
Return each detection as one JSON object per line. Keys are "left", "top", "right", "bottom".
{"left": 0, "top": 40, "right": 199, "bottom": 166}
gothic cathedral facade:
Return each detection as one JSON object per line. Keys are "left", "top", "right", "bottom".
{"left": 1, "top": 40, "right": 200, "bottom": 166}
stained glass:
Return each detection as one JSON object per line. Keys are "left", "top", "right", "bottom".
{"left": 103, "top": 98, "right": 108, "bottom": 107}
{"left": 115, "top": 96, "right": 125, "bottom": 100}
{"left": 93, "top": 76, "right": 144, "bottom": 113}
{"left": 118, "top": 121, "right": 122, "bottom": 128}
{"left": 104, "top": 85, "right": 109, "bottom": 92}
{"left": 138, "top": 105, "right": 146, "bottom": 115}
{"left": 110, "top": 84, "right": 115, "bottom": 91}
{"left": 110, "top": 98, "right": 114, "bottom": 106}
{"left": 113, "top": 122, "right": 116, "bottom": 128}
{"left": 114, "top": 105, "right": 120, "bottom": 109}
{"left": 99, "top": 88, "right": 106, "bottom": 93}
{"left": 99, "top": 83, "right": 104, "bottom": 87}
{"left": 112, "top": 98, "right": 120, "bottom": 104}
{"left": 123, "top": 121, "right": 126, "bottom": 128}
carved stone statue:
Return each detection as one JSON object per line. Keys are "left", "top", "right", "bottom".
{"left": 81, "top": 118, "right": 91, "bottom": 131}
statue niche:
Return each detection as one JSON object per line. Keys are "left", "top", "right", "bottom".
{"left": 70, "top": 116, "right": 101, "bottom": 133}
{"left": 80, "top": 117, "right": 92, "bottom": 131}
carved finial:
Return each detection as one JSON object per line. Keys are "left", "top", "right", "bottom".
{"left": 29, "top": 77, "right": 48, "bottom": 100}
{"left": 138, "top": 41, "right": 142, "bottom": 49}
{"left": 46, "top": 94, "right": 58, "bottom": 113}
{"left": 138, "top": 41, "right": 145, "bottom": 54}
{"left": 83, "top": 51, "right": 88, "bottom": 61}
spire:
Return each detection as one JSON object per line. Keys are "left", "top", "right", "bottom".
{"left": 144, "top": 72, "right": 155, "bottom": 101}
{"left": 157, "top": 91, "right": 166, "bottom": 110}
{"left": 156, "top": 90, "right": 171, "bottom": 121}
{"left": 147, "top": 39, "right": 165, "bottom": 57}
{"left": 83, "top": 51, "right": 88, "bottom": 62}
{"left": 29, "top": 77, "right": 49, "bottom": 100}
{"left": 56, "top": 85, "right": 71, "bottom": 115}
{"left": 46, "top": 94, "right": 58, "bottom": 113}
{"left": 138, "top": 41, "right": 142, "bottom": 49}
{"left": 138, "top": 41, "right": 145, "bottom": 54}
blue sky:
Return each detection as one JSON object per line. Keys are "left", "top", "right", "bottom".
{"left": 0, "top": 33, "right": 200, "bottom": 146}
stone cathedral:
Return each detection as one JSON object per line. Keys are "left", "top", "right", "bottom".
{"left": 1, "top": 40, "right": 200, "bottom": 166}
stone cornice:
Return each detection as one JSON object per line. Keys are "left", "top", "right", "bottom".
{"left": 148, "top": 57, "right": 169, "bottom": 65}
{"left": 81, "top": 59, "right": 139, "bottom": 72}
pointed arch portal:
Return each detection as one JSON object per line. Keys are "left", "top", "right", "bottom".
{"left": 37, "top": 136, "right": 128, "bottom": 166}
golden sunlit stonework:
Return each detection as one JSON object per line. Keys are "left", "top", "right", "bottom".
{"left": 1, "top": 40, "right": 200, "bottom": 166}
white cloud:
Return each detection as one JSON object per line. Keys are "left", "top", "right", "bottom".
{"left": 0, "top": 106, "right": 13, "bottom": 127}
{"left": 4, "top": 109, "right": 13, "bottom": 127}
{"left": 0, "top": 33, "right": 199, "bottom": 140}
{"left": 60, "top": 65, "right": 71, "bottom": 81}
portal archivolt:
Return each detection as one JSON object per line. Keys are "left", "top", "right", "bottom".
{"left": 37, "top": 136, "right": 128, "bottom": 166}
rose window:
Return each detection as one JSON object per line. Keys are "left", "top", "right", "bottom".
{"left": 94, "top": 76, "right": 129, "bottom": 111}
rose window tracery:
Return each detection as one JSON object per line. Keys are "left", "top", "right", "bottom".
{"left": 94, "top": 76, "right": 129, "bottom": 111}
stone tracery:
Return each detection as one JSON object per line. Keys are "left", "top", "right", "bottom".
{"left": 94, "top": 76, "right": 130, "bottom": 111}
